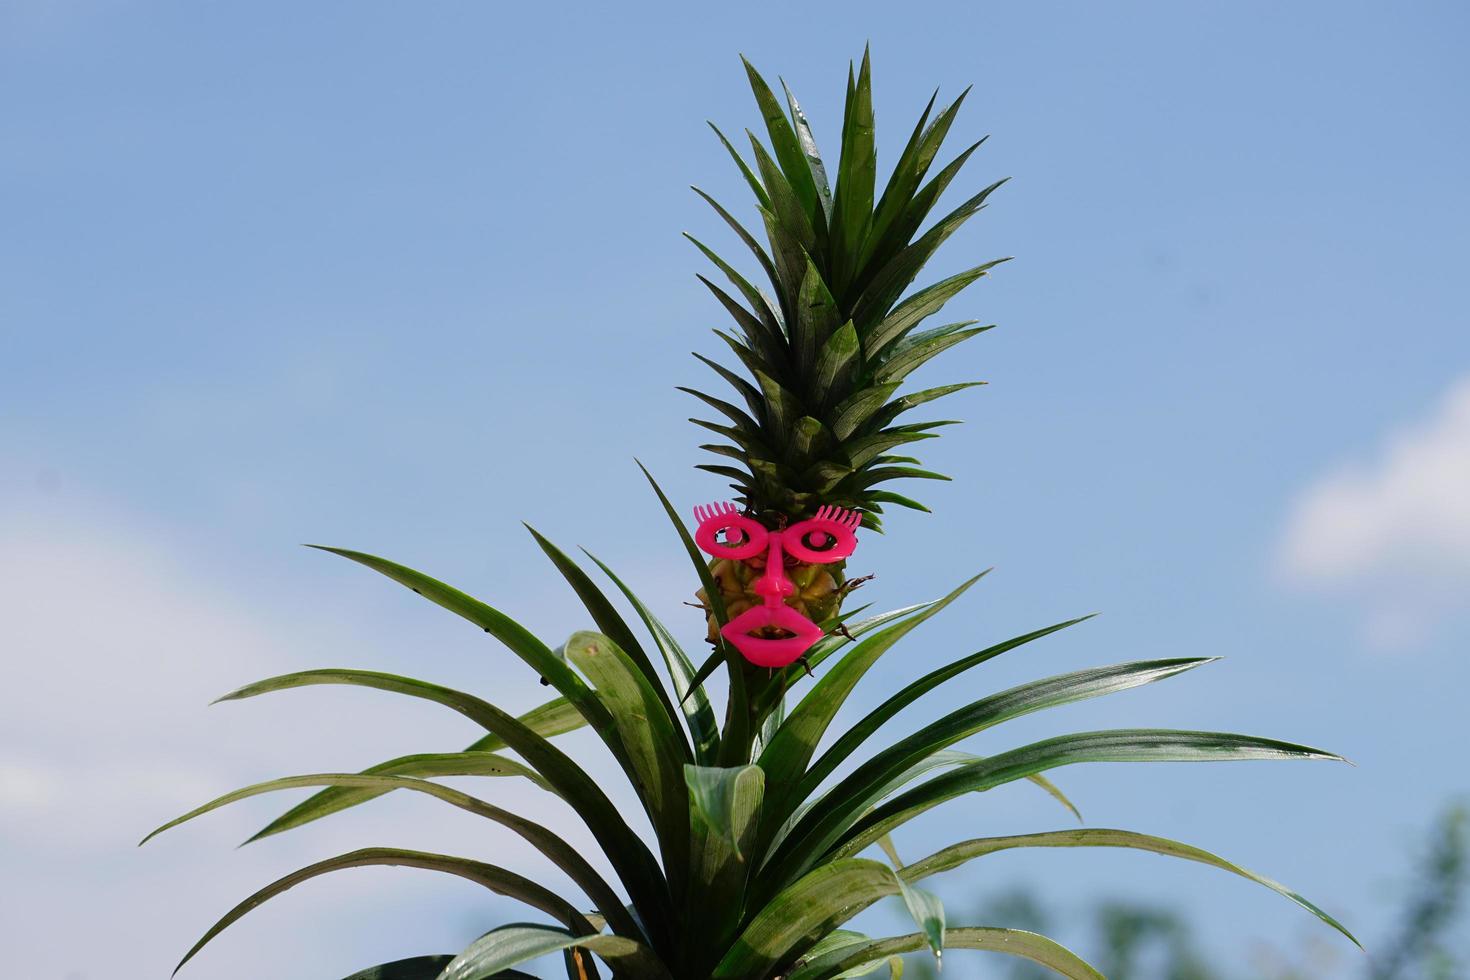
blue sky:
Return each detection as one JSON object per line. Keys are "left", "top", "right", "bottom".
{"left": 2, "top": 2, "right": 1467, "bottom": 977}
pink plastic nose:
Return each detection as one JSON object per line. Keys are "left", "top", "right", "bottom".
{"left": 752, "top": 533, "right": 794, "bottom": 602}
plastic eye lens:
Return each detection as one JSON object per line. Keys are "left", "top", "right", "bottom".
{"left": 783, "top": 518, "right": 858, "bottom": 564}
{"left": 694, "top": 510, "right": 767, "bottom": 561}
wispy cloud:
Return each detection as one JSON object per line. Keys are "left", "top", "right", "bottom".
{"left": 1277, "top": 375, "right": 1470, "bottom": 649}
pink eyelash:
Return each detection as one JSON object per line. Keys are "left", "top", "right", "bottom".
{"left": 814, "top": 504, "right": 862, "bottom": 530}
{"left": 693, "top": 501, "right": 740, "bottom": 524}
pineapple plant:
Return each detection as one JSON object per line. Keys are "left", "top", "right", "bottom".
{"left": 145, "top": 51, "right": 1358, "bottom": 979}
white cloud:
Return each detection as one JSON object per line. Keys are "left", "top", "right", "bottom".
{"left": 1277, "top": 375, "right": 1470, "bottom": 648}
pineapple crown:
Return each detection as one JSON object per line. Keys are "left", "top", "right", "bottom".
{"left": 683, "top": 48, "right": 1009, "bottom": 531}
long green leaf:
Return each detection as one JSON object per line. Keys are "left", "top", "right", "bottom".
{"left": 250, "top": 693, "right": 585, "bottom": 844}
{"left": 774, "top": 659, "right": 1219, "bottom": 878}
{"left": 860, "top": 89, "right": 970, "bottom": 275}
{"left": 758, "top": 600, "right": 935, "bottom": 717}
{"left": 773, "top": 749, "right": 1078, "bottom": 871}
{"left": 861, "top": 134, "right": 986, "bottom": 288}
{"left": 781, "top": 78, "right": 833, "bottom": 220}
{"left": 788, "top": 930, "right": 898, "bottom": 979}
{"left": 708, "top": 121, "right": 770, "bottom": 210}
{"left": 174, "top": 848, "right": 594, "bottom": 975}
{"left": 338, "top": 955, "right": 462, "bottom": 980}
{"left": 893, "top": 875, "right": 945, "bottom": 961}
{"left": 793, "top": 616, "right": 1093, "bottom": 813}
{"left": 144, "top": 771, "right": 641, "bottom": 941}
{"left": 213, "top": 669, "right": 674, "bottom": 951}
{"left": 796, "top": 260, "right": 843, "bottom": 378}
{"left": 861, "top": 381, "right": 986, "bottom": 435}
{"left": 901, "top": 827, "right": 1359, "bottom": 947}
{"left": 686, "top": 764, "right": 765, "bottom": 862}
{"left": 829, "top": 48, "right": 875, "bottom": 294}
{"left": 836, "top": 729, "right": 1346, "bottom": 860}
{"left": 693, "top": 351, "right": 766, "bottom": 422}
{"left": 305, "top": 546, "right": 613, "bottom": 736}
{"left": 742, "top": 56, "right": 823, "bottom": 230}
{"left": 756, "top": 573, "right": 985, "bottom": 844}
{"left": 583, "top": 549, "right": 720, "bottom": 764}
{"left": 526, "top": 527, "right": 688, "bottom": 757}
{"left": 747, "top": 132, "right": 817, "bottom": 254}
{"left": 829, "top": 382, "right": 902, "bottom": 441}
{"left": 873, "top": 321, "right": 993, "bottom": 386}
{"left": 691, "top": 185, "right": 782, "bottom": 299}
{"left": 864, "top": 259, "right": 1007, "bottom": 357}
{"left": 711, "top": 857, "right": 898, "bottom": 979}
{"left": 565, "top": 631, "right": 691, "bottom": 899}
{"left": 812, "top": 320, "right": 861, "bottom": 409}
{"left": 859, "top": 177, "right": 1009, "bottom": 352}
{"left": 685, "top": 764, "right": 766, "bottom": 967}
{"left": 245, "top": 750, "right": 546, "bottom": 842}
{"left": 791, "top": 927, "right": 1102, "bottom": 980}
{"left": 637, "top": 462, "right": 749, "bottom": 763}
{"left": 439, "top": 923, "right": 672, "bottom": 980}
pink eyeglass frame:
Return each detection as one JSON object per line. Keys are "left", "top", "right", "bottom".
{"left": 692, "top": 502, "right": 861, "bottom": 565}
{"left": 691, "top": 502, "right": 862, "bottom": 668}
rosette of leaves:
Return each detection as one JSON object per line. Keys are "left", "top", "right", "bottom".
{"left": 145, "top": 472, "right": 1356, "bottom": 979}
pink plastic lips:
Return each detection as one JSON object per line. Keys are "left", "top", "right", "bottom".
{"left": 692, "top": 502, "right": 861, "bottom": 667}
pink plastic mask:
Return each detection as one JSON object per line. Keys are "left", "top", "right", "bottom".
{"left": 692, "top": 502, "right": 861, "bottom": 667}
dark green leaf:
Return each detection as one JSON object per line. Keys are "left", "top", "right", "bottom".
{"left": 841, "top": 429, "right": 939, "bottom": 470}
{"left": 711, "top": 857, "right": 898, "bottom": 978}
{"left": 747, "top": 132, "right": 817, "bottom": 252}
{"left": 859, "top": 178, "right": 1008, "bottom": 348}
{"left": 526, "top": 527, "right": 686, "bottom": 755}
{"left": 829, "top": 49, "right": 876, "bottom": 294}
{"left": 583, "top": 549, "right": 721, "bottom": 764}
{"left": 742, "top": 56, "right": 823, "bottom": 229}
{"left": 440, "top": 923, "right": 671, "bottom": 980}
{"left": 794, "top": 616, "right": 1092, "bottom": 812}
{"left": 677, "top": 386, "right": 762, "bottom": 434}
{"left": 866, "top": 255, "right": 1007, "bottom": 354}
{"left": 756, "top": 575, "right": 985, "bottom": 851}
{"left": 565, "top": 630, "right": 691, "bottom": 894}
{"left": 174, "top": 849, "right": 595, "bottom": 975}
{"left": 638, "top": 463, "right": 750, "bottom": 765}
{"left": 774, "top": 658, "right": 1216, "bottom": 879}
{"left": 692, "top": 351, "right": 767, "bottom": 423}
{"left": 795, "top": 259, "right": 842, "bottom": 377}
{"left": 894, "top": 876, "right": 944, "bottom": 961}
{"left": 813, "top": 320, "right": 861, "bottom": 409}
{"left": 337, "top": 955, "right": 460, "bottom": 980}
{"left": 304, "top": 546, "right": 607, "bottom": 731}
{"left": 791, "top": 927, "right": 1102, "bottom": 980}
{"left": 145, "top": 771, "right": 640, "bottom": 941}
{"left": 781, "top": 79, "right": 833, "bottom": 219}
{"left": 708, "top": 122, "right": 770, "bottom": 209}
{"left": 691, "top": 185, "right": 781, "bottom": 297}
{"left": 829, "top": 383, "right": 901, "bottom": 442}
{"left": 214, "top": 668, "right": 674, "bottom": 949}
{"left": 901, "top": 827, "right": 1360, "bottom": 948}
{"left": 873, "top": 322, "right": 993, "bottom": 386}
{"left": 245, "top": 751, "right": 547, "bottom": 843}
{"left": 837, "top": 729, "right": 1346, "bottom": 860}
{"left": 860, "top": 89, "right": 970, "bottom": 276}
